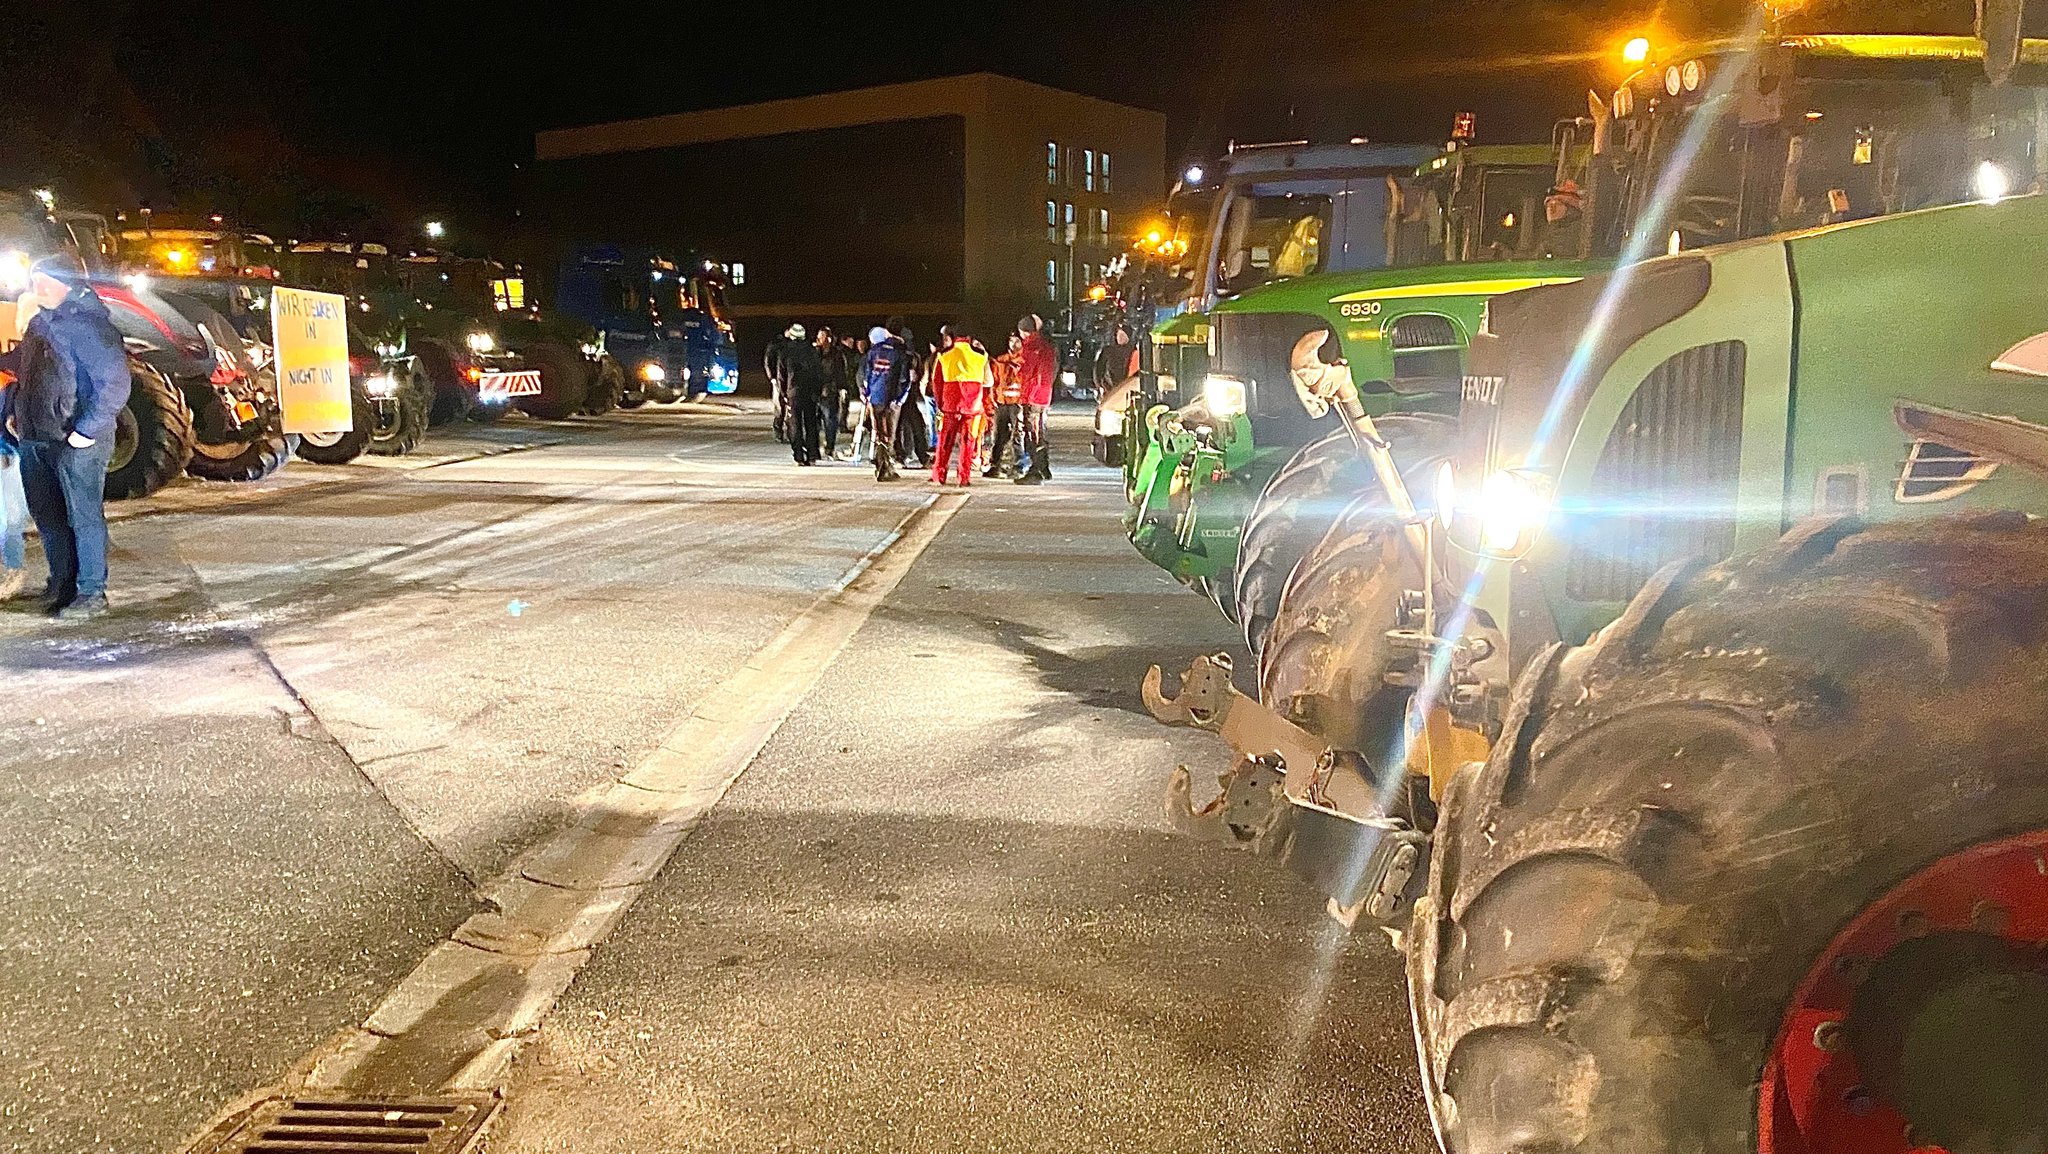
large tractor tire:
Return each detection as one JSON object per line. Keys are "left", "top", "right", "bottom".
{"left": 294, "top": 377, "right": 375, "bottom": 465}
{"left": 104, "top": 361, "right": 194, "bottom": 501}
{"left": 581, "top": 354, "right": 625, "bottom": 416}
{"left": 369, "top": 361, "right": 434, "bottom": 456}
{"left": 516, "top": 343, "right": 589, "bottom": 421}
{"left": 1255, "top": 419, "right": 1455, "bottom": 762}
{"left": 1411, "top": 514, "right": 2048, "bottom": 1154}
{"left": 416, "top": 341, "right": 469, "bottom": 426}
{"left": 187, "top": 426, "right": 291, "bottom": 482}
{"left": 1235, "top": 416, "right": 1453, "bottom": 660}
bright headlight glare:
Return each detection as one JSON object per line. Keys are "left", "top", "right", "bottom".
{"left": 1060, "top": 369, "right": 1077, "bottom": 388}
{"left": 1477, "top": 469, "right": 1552, "bottom": 552}
{"left": 1202, "top": 374, "right": 1247, "bottom": 419}
{"left": 365, "top": 373, "right": 400, "bottom": 398}
{"left": 1435, "top": 462, "right": 1457, "bottom": 531}
{"left": 0, "top": 250, "right": 29, "bottom": 293}
{"left": 465, "top": 332, "right": 494, "bottom": 353}
{"left": 639, "top": 362, "right": 666, "bottom": 382}
{"left": 1096, "top": 406, "right": 1123, "bottom": 436}
{"left": 1976, "top": 160, "right": 2012, "bottom": 204}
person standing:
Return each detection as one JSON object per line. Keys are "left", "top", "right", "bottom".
{"left": 1014, "top": 314, "right": 1056, "bottom": 485}
{"left": 860, "top": 324, "right": 913, "bottom": 482}
{"left": 983, "top": 333, "right": 1026, "bottom": 479}
{"left": 929, "top": 327, "right": 990, "bottom": 487}
{"left": 816, "top": 326, "right": 849, "bottom": 460}
{"left": 0, "top": 256, "right": 130, "bottom": 619}
{"left": 890, "top": 319, "right": 932, "bottom": 471}
{"left": 0, "top": 393, "right": 25, "bottom": 602}
{"left": 784, "top": 331, "right": 827, "bottom": 465}
{"left": 764, "top": 323, "right": 805, "bottom": 443}
{"left": 1093, "top": 325, "right": 1138, "bottom": 396}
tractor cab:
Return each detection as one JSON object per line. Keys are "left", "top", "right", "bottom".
{"left": 555, "top": 245, "right": 740, "bottom": 402}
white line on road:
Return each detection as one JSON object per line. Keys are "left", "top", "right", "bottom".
{"left": 176, "top": 489, "right": 967, "bottom": 1138}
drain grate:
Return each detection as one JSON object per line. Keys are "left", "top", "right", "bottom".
{"left": 194, "top": 1095, "right": 497, "bottom": 1154}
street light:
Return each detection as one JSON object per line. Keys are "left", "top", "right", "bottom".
{"left": 1623, "top": 36, "right": 1652, "bottom": 64}
{"left": 424, "top": 221, "right": 446, "bottom": 239}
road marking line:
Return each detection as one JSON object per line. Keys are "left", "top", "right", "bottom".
{"left": 212, "top": 490, "right": 965, "bottom": 1111}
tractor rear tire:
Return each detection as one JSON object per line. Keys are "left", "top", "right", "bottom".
{"left": 1255, "top": 418, "right": 1454, "bottom": 760}
{"left": 1411, "top": 514, "right": 2048, "bottom": 1154}
{"left": 581, "top": 355, "right": 625, "bottom": 415}
{"left": 516, "top": 343, "right": 589, "bottom": 421}
{"left": 104, "top": 361, "right": 194, "bottom": 501}
{"left": 1234, "top": 416, "right": 1452, "bottom": 661}
{"left": 294, "top": 377, "right": 375, "bottom": 464}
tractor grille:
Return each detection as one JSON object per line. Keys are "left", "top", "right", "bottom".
{"left": 1388, "top": 313, "right": 1460, "bottom": 351}
{"left": 1895, "top": 439, "right": 1999, "bottom": 503}
{"left": 1210, "top": 311, "right": 1342, "bottom": 444}
{"left": 1565, "top": 341, "right": 1746, "bottom": 602}
{"left": 193, "top": 1095, "right": 497, "bottom": 1154}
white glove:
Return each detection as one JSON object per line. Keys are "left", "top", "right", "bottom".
{"left": 66, "top": 431, "right": 94, "bottom": 449}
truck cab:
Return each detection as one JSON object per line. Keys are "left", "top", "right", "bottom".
{"left": 556, "top": 245, "right": 740, "bottom": 403}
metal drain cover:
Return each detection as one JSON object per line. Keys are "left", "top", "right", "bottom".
{"left": 192, "top": 1094, "right": 497, "bottom": 1154}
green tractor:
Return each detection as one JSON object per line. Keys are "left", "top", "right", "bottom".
{"left": 1126, "top": 136, "right": 1604, "bottom": 647}
{"left": 1148, "top": 30, "right": 2048, "bottom": 1154}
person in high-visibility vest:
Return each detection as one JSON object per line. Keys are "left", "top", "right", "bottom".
{"left": 929, "top": 330, "right": 991, "bottom": 487}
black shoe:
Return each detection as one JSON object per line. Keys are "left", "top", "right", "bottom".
{"left": 55, "top": 594, "right": 108, "bottom": 621}
{"left": 1014, "top": 474, "right": 1044, "bottom": 486}
{"left": 36, "top": 588, "right": 75, "bottom": 615}
{"left": 982, "top": 467, "right": 1002, "bottom": 478}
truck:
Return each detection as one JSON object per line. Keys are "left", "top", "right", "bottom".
{"left": 1123, "top": 135, "right": 1602, "bottom": 640}
{"left": 554, "top": 244, "right": 739, "bottom": 405}
{"left": 1147, "top": 29, "right": 2048, "bottom": 1154}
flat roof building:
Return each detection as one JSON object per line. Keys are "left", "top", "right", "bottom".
{"left": 532, "top": 73, "right": 1165, "bottom": 359}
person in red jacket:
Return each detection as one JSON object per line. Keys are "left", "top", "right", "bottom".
{"left": 1014, "top": 314, "right": 1056, "bottom": 485}
{"left": 929, "top": 328, "right": 990, "bottom": 486}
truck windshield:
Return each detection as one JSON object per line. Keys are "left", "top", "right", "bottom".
{"left": 1610, "top": 52, "right": 2048, "bottom": 252}
{"left": 1216, "top": 187, "right": 1334, "bottom": 294}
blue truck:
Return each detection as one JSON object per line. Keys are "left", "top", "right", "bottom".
{"left": 555, "top": 245, "right": 740, "bottom": 405}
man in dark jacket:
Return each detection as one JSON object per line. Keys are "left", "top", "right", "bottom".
{"left": 764, "top": 323, "right": 805, "bottom": 443}
{"left": 783, "top": 332, "right": 827, "bottom": 465}
{"left": 859, "top": 324, "right": 913, "bottom": 482}
{"left": 0, "top": 256, "right": 131, "bottom": 619}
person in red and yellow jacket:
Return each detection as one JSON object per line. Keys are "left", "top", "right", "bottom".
{"left": 1014, "top": 314, "right": 1056, "bottom": 484}
{"left": 929, "top": 329, "right": 991, "bottom": 487}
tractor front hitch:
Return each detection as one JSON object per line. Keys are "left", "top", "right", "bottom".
{"left": 1144, "top": 654, "right": 1431, "bottom": 927}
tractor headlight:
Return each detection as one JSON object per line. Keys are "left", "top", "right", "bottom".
{"left": 639, "top": 362, "right": 666, "bottom": 382}
{"left": 0, "top": 250, "right": 29, "bottom": 294}
{"left": 1202, "top": 374, "right": 1248, "bottom": 419}
{"left": 1444, "top": 466, "right": 1552, "bottom": 554}
{"left": 465, "top": 332, "right": 495, "bottom": 353}
{"left": 1096, "top": 405, "right": 1124, "bottom": 436}
{"left": 579, "top": 341, "right": 601, "bottom": 358}
{"left": 373, "top": 340, "right": 403, "bottom": 358}
{"left": 365, "top": 373, "right": 400, "bottom": 398}
{"left": 1061, "top": 369, "right": 1077, "bottom": 388}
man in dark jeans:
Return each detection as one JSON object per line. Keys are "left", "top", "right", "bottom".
{"left": 0, "top": 256, "right": 130, "bottom": 620}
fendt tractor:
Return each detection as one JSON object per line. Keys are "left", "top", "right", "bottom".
{"left": 1124, "top": 133, "right": 1603, "bottom": 639}
{"left": 1147, "top": 26, "right": 2048, "bottom": 1154}
{"left": 555, "top": 245, "right": 740, "bottom": 406}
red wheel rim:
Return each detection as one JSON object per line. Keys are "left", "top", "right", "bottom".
{"left": 1758, "top": 830, "right": 2048, "bottom": 1154}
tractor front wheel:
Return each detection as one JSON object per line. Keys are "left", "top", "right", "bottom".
{"left": 104, "top": 361, "right": 194, "bottom": 500}
{"left": 1410, "top": 515, "right": 2048, "bottom": 1154}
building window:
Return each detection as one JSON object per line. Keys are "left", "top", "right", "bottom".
{"left": 1096, "top": 208, "right": 1110, "bottom": 245}
{"left": 1083, "top": 148, "right": 1096, "bottom": 192}
{"left": 1102, "top": 152, "right": 1112, "bottom": 194}
{"left": 1063, "top": 202, "right": 1074, "bottom": 243}
{"left": 1046, "top": 259, "right": 1059, "bottom": 302}
{"left": 1047, "top": 142, "right": 1059, "bottom": 186}
{"left": 1046, "top": 200, "right": 1057, "bottom": 242}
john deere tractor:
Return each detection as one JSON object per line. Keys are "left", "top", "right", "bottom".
{"left": 1148, "top": 29, "right": 2048, "bottom": 1154}
{"left": 1125, "top": 134, "right": 1604, "bottom": 641}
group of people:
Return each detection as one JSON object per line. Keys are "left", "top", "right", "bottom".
{"left": 0, "top": 255, "right": 129, "bottom": 620}
{"left": 764, "top": 314, "right": 1057, "bottom": 486}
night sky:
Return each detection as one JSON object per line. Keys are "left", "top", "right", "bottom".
{"left": 0, "top": 0, "right": 1990, "bottom": 242}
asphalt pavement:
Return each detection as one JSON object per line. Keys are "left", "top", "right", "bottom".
{"left": 0, "top": 403, "right": 1431, "bottom": 1153}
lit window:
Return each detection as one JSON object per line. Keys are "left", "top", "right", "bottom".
{"left": 1101, "top": 152, "right": 1112, "bottom": 194}
{"left": 1046, "top": 200, "right": 1057, "bottom": 242}
{"left": 1047, "top": 142, "right": 1059, "bottom": 186}
{"left": 1046, "top": 259, "right": 1059, "bottom": 301}
{"left": 1083, "top": 149, "right": 1096, "bottom": 192}
{"left": 1064, "top": 202, "right": 1074, "bottom": 234}
{"left": 731, "top": 262, "right": 745, "bottom": 285}
{"left": 1096, "top": 208, "right": 1109, "bottom": 244}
